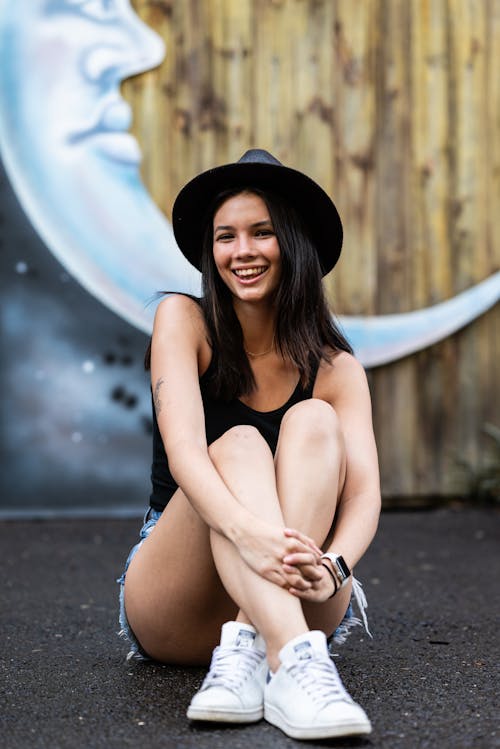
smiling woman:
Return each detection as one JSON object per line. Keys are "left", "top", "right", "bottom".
{"left": 118, "top": 149, "right": 379, "bottom": 740}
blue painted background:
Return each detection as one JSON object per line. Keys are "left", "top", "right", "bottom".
{"left": 0, "top": 159, "right": 152, "bottom": 516}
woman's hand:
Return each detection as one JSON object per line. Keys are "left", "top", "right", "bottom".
{"left": 282, "top": 527, "right": 340, "bottom": 603}
{"left": 235, "top": 521, "right": 323, "bottom": 591}
{"left": 284, "top": 561, "right": 338, "bottom": 603}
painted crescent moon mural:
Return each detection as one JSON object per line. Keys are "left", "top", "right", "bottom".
{"left": 343, "top": 272, "right": 500, "bottom": 368}
{"left": 0, "top": 0, "right": 498, "bottom": 369}
{"left": 0, "top": 0, "right": 200, "bottom": 333}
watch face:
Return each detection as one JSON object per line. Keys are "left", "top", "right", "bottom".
{"left": 336, "top": 556, "right": 351, "bottom": 581}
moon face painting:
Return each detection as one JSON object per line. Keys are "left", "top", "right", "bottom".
{"left": 0, "top": 0, "right": 200, "bottom": 335}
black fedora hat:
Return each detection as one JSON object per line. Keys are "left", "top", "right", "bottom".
{"left": 172, "top": 149, "right": 343, "bottom": 276}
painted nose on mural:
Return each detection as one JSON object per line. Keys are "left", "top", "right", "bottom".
{"left": 81, "top": 23, "right": 165, "bottom": 84}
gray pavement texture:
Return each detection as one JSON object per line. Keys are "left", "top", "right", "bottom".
{"left": 1, "top": 507, "right": 499, "bottom": 749}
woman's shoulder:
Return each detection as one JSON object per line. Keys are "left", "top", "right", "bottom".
{"left": 320, "top": 348, "right": 365, "bottom": 374}
{"left": 155, "top": 292, "right": 203, "bottom": 317}
{"left": 152, "top": 294, "right": 212, "bottom": 373}
{"left": 151, "top": 294, "right": 212, "bottom": 374}
{"left": 315, "top": 350, "right": 369, "bottom": 401}
{"left": 154, "top": 294, "right": 206, "bottom": 335}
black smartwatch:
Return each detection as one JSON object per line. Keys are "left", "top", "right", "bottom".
{"left": 321, "top": 553, "right": 351, "bottom": 587}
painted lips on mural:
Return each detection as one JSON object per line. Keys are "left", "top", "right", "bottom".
{"left": 0, "top": 0, "right": 497, "bottom": 367}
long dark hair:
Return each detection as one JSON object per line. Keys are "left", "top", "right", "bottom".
{"left": 197, "top": 187, "right": 352, "bottom": 399}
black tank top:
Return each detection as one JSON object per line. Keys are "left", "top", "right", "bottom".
{"left": 149, "top": 355, "right": 319, "bottom": 511}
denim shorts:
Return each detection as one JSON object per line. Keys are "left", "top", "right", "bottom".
{"left": 117, "top": 508, "right": 371, "bottom": 661}
{"left": 117, "top": 507, "right": 163, "bottom": 660}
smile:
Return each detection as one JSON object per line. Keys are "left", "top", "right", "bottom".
{"left": 232, "top": 266, "right": 268, "bottom": 279}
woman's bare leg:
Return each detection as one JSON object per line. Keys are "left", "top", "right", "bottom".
{"left": 124, "top": 489, "right": 237, "bottom": 665}
{"left": 124, "top": 427, "right": 308, "bottom": 667}
{"left": 208, "top": 401, "right": 351, "bottom": 659}
{"left": 206, "top": 427, "right": 312, "bottom": 669}
{"left": 125, "top": 402, "right": 350, "bottom": 668}
{"left": 274, "top": 399, "right": 352, "bottom": 633}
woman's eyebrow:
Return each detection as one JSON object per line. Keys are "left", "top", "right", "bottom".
{"left": 214, "top": 220, "right": 271, "bottom": 232}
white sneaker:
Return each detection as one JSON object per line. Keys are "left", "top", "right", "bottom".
{"left": 186, "top": 621, "right": 267, "bottom": 723}
{"left": 264, "top": 630, "right": 372, "bottom": 739}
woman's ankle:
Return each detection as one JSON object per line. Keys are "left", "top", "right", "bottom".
{"left": 265, "top": 626, "right": 310, "bottom": 672}
{"left": 235, "top": 611, "right": 253, "bottom": 626}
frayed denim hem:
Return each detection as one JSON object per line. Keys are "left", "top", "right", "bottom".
{"left": 117, "top": 582, "right": 151, "bottom": 662}
{"left": 328, "top": 576, "right": 372, "bottom": 657}
{"left": 116, "top": 508, "right": 162, "bottom": 662}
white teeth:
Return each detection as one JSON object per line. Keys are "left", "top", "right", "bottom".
{"left": 234, "top": 267, "right": 267, "bottom": 277}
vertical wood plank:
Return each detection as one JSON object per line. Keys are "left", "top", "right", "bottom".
{"left": 325, "top": 0, "right": 377, "bottom": 315}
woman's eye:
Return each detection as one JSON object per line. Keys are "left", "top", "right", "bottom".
{"left": 216, "top": 234, "right": 233, "bottom": 242}
{"left": 255, "top": 229, "right": 274, "bottom": 237}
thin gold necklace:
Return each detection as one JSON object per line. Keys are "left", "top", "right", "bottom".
{"left": 245, "top": 335, "right": 275, "bottom": 358}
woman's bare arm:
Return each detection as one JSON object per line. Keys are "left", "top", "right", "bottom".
{"left": 317, "top": 352, "right": 381, "bottom": 570}
{"left": 151, "top": 294, "right": 250, "bottom": 539}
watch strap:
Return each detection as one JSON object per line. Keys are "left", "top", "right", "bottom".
{"left": 321, "top": 552, "right": 351, "bottom": 587}
{"left": 321, "top": 563, "right": 339, "bottom": 598}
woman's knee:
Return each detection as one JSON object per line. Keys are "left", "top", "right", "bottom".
{"left": 281, "top": 398, "right": 342, "bottom": 444}
{"left": 208, "top": 424, "right": 267, "bottom": 463}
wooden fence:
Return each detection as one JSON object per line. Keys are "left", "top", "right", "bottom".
{"left": 125, "top": 0, "right": 499, "bottom": 501}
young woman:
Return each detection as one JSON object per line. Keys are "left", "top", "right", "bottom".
{"left": 118, "top": 149, "right": 381, "bottom": 740}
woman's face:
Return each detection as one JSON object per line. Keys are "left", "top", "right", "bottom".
{"left": 212, "top": 192, "right": 281, "bottom": 304}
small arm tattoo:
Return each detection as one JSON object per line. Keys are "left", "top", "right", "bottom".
{"left": 153, "top": 377, "right": 165, "bottom": 416}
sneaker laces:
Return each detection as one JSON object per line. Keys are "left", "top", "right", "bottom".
{"left": 201, "top": 645, "right": 265, "bottom": 694}
{"left": 287, "top": 655, "right": 352, "bottom": 710}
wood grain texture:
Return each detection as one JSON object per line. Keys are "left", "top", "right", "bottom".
{"left": 124, "top": 0, "right": 499, "bottom": 500}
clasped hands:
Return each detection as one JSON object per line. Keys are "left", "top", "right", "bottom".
{"left": 282, "top": 527, "right": 338, "bottom": 603}
{"left": 236, "top": 521, "right": 338, "bottom": 603}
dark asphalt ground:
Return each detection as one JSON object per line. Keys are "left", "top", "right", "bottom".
{"left": 1, "top": 507, "right": 499, "bottom": 749}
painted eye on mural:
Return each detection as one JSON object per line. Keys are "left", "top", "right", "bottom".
{"left": 64, "top": 0, "right": 118, "bottom": 22}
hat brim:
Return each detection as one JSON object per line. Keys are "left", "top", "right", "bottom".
{"left": 172, "top": 161, "right": 343, "bottom": 276}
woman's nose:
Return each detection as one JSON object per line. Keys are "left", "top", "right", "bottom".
{"left": 81, "top": 6, "right": 165, "bottom": 85}
{"left": 234, "top": 233, "right": 256, "bottom": 257}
